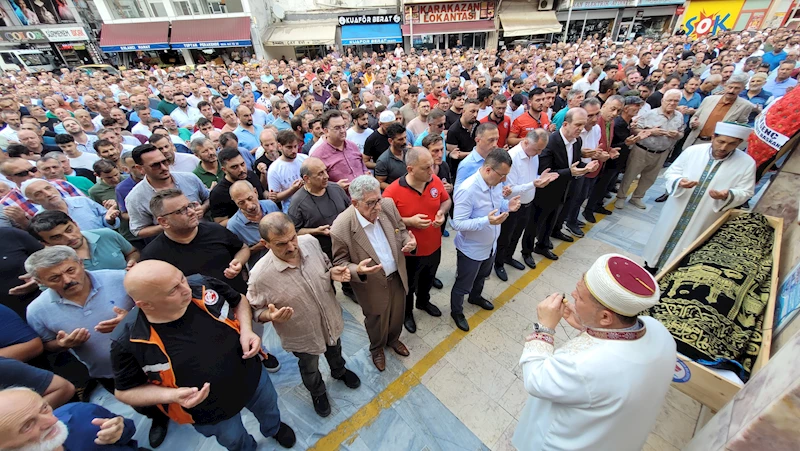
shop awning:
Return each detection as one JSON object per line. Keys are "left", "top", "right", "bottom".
{"left": 401, "top": 19, "right": 495, "bottom": 36}
{"left": 99, "top": 22, "right": 169, "bottom": 52}
{"left": 500, "top": 10, "right": 562, "bottom": 37}
{"left": 264, "top": 21, "right": 337, "bottom": 46}
{"left": 341, "top": 24, "right": 402, "bottom": 45}
{"left": 170, "top": 17, "right": 252, "bottom": 49}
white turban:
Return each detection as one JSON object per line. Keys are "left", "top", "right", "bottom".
{"left": 20, "top": 179, "right": 51, "bottom": 197}
{"left": 584, "top": 254, "right": 660, "bottom": 316}
{"left": 715, "top": 122, "right": 752, "bottom": 140}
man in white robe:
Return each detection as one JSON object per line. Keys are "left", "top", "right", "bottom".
{"left": 513, "top": 254, "right": 676, "bottom": 451}
{"left": 643, "top": 122, "right": 756, "bottom": 271}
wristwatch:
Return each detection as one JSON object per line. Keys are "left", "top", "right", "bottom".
{"left": 533, "top": 322, "right": 556, "bottom": 336}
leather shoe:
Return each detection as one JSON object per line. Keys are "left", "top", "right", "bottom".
{"left": 655, "top": 193, "right": 669, "bottom": 203}
{"left": 494, "top": 265, "right": 508, "bottom": 281}
{"left": 506, "top": 258, "right": 525, "bottom": 270}
{"left": 333, "top": 369, "right": 361, "bottom": 389}
{"left": 576, "top": 220, "right": 586, "bottom": 227}
{"left": 596, "top": 207, "right": 613, "bottom": 215}
{"left": 547, "top": 241, "right": 554, "bottom": 249}
{"left": 417, "top": 302, "right": 442, "bottom": 317}
{"left": 452, "top": 313, "right": 470, "bottom": 331}
{"left": 372, "top": 350, "right": 386, "bottom": 371}
{"left": 522, "top": 254, "right": 537, "bottom": 269}
{"left": 272, "top": 422, "right": 296, "bottom": 448}
{"left": 583, "top": 211, "right": 597, "bottom": 223}
{"left": 468, "top": 296, "right": 494, "bottom": 310}
{"left": 390, "top": 341, "right": 410, "bottom": 356}
{"left": 404, "top": 315, "right": 417, "bottom": 333}
{"left": 432, "top": 277, "right": 444, "bottom": 289}
{"left": 534, "top": 248, "right": 559, "bottom": 260}
{"left": 551, "top": 231, "right": 574, "bottom": 242}
{"left": 312, "top": 393, "right": 331, "bottom": 417}
{"left": 148, "top": 416, "right": 169, "bottom": 448}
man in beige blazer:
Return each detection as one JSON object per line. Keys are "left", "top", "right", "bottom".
{"left": 683, "top": 73, "right": 754, "bottom": 150}
{"left": 331, "top": 175, "right": 417, "bottom": 371}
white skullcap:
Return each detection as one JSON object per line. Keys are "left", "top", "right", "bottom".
{"left": 715, "top": 122, "right": 752, "bottom": 140}
{"left": 584, "top": 254, "right": 660, "bottom": 316}
{"left": 20, "top": 179, "right": 51, "bottom": 197}
{"left": 379, "top": 110, "right": 396, "bottom": 123}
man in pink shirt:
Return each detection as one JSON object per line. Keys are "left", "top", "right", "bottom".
{"left": 313, "top": 110, "right": 369, "bottom": 191}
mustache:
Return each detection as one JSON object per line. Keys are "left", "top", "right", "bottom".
{"left": 63, "top": 281, "right": 79, "bottom": 290}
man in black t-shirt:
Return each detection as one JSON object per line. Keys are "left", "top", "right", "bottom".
{"left": 362, "top": 110, "right": 395, "bottom": 166}
{"left": 112, "top": 261, "right": 296, "bottom": 450}
{"left": 209, "top": 147, "right": 266, "bottom": 225}
{"left": 141, "top": 189, "right": 250, "bottom": 293}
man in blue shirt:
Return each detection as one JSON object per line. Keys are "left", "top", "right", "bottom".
{"left": 233, "top": 105, "right": 264, "bottom": 155}
{"left": 764, "top": 61, "right": 798, "bottom": 97}
{"left": 227, "top": 180, "right": 280, "bottom": 268}
{"left": 762, "top": 39, "right": 788, "bottom": 71}
{"left": 450, "top": 149, "right": 521, "bottom": 331}
{"left": 22, "top": 179, "right": 120, "bottom": 231}
{"left": 453, "top": 122, "right": 500, "bottom": 190}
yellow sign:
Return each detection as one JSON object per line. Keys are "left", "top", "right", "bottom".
{"left": 683, "top": 0, "right": 744, "bottom": 39}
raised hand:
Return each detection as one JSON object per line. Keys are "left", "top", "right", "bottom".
{"left": 432, "top": 210, "right": 446, "bottom": 228}
{"left": 356, "top": 258, "right": 383, "bottom": 275}
{"left": 266, "top": 304, "right": 294, "bottom": 323}
{"left": 315, "top": 224, "right": 332, "bottom": 236}
{"left": 330, "top": 265, "right": 351, "bottom": 282}
{"left": 508, "top": 195, "right": 522, "bottom": 212}
{"left": 708, "top": 189, "right": 729, "bottom": 200}
{"left": 91, "top": 417, "right": 125, "bottom": 445}
{"left": 407, "top": 213, "right": 431, "bottom": 229}
{"left": 94, "top": 307, "right": 128, "bottom": 333}
{"left": 56, "top": 328, "right": 90, "bottom": 348}
{"left": 401, "top": 230, "right": 417, "bottom": 253}
{"left": 224, "top": 260, "right": 243, "bottom": 279}
{"left": 678, "top": 178, "right": 698, "bottom": 189}
{"left": 173, "top": 383, "right": 210, "bottom": 409}
{"left": 488, "top": 209, "right": 509, "bottom": 225}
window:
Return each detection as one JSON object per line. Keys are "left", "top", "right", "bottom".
{"left": 1, "top": 52, "right": 20, "bottom": 66}
{"left": 17, "top": 53, "right": 49, "bottom": 66}
{"left": 108, "top": 0, "right": 147, "bottom": 18}
{"left": 147, "top": 0, "right": 168, "bottom": 17}
{"left": 172, "top": 0, "right": 208, "bottom": 15}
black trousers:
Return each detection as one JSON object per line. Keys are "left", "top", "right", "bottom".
{"left": 522, "top": 202, "right": 561, "bottom": 255}
{"left": 495, "top": 201, "right": 532, "bottom": 266}
{"left": 450, "top": 250, "right": 494, "bottom": 315}
{"left": 292, "top": 339, "right": 347, "bottom": 398}
{"left": 585, "top": 166, "right": 619, "bottom": 213}
{"left": 405, "top": 248, "right": 442, "bottom": 316}
{"left": 97, "top": 378, "right": 169, "bottom": 424}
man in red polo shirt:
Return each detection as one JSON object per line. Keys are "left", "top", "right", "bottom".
{"left": 383, "top": 147, "right": 451, "bottom": 334}
{"left": 426, "top": 80, "right": 443, "bottom": 109}
{"left": 507, "top": 88, "right": 550, "bottom": 147}
{"left": 480, "top": 95, "right": 512, "bottom": 148}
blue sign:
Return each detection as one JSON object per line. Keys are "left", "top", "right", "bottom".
{"left": 100, "top": 43, "right": 170, "bottom": 52}
{"left": 171, "top": 40, "right": 252, "bottom": 49}
{"left": 341, "top": 23, "right": 402, "bottom": 46}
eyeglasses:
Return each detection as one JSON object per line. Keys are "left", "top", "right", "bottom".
{"left": 490, "top": 167, "right": 510, "bottom": 178}
{"left": 364, "top": 197, "right": 382, "bottom": 208}
{"left": 148, "top": 160, "right": 170, "bottom": 170}
{"left": 162, "top": 202, "right": 200, "bottom": 217}
{"left": 11, "top": 167, "right": 37, "bottom": 177}
{"left": 328, "top": 125, "right": 347, "bottom": 131}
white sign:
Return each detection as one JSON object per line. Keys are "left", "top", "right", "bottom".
{"left": 42, "top": 27, "right": 89, "bottom": 42}
{"left": 754, "top": 101, "right": 789, "bottom": 151}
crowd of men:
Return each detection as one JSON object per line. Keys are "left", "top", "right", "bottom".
{"left": 0, "top": 25, "right": 790, "bottom": 451}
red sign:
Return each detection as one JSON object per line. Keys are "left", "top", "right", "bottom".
{"left": 405, "top": 1, "right": 495, "bottom": 25}
{"left": 676, "top": 6, "right": 685, "bottom": 14}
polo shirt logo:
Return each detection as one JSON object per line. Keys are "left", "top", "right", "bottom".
{"left": 204, "top": 289, "right": 219, "bottom": 305}
{"left": 430, "top": 187, "right": 440, "bottom": 199}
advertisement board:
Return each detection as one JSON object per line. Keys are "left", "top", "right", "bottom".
{"left": 682, "top": 0, "right": 744, "bottom": 39}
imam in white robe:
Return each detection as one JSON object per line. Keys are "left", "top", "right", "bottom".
{"left": 513, "top": 316, "right": 676, "bottom": 451}
{"left": 643, "top": 144, "right": 756, "bottom": 269}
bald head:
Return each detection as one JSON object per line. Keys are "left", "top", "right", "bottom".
{"left": 0, "top": 388, "right": 68, "bottom": 450}
{"left": 230, "top": 180, "right": 255, "bottom": 198}
{"left": 124, "top": 260, "right": 183, "bottom": 303}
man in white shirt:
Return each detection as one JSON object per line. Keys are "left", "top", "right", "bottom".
{"left": 573, "top": 67, "right": 602, "bottom": 94}
{"left": 494, "top": 130, "right": 558, "bottom": 281}
{"left": 149, "top": 133, "right": 199, "bottom": 173}
{"left": 61, "top": 118, "right": 98, "bottom": 154}
{"left": 130, "top": 105, "right": 154, "bottom": 137}
{"left": 268, "top": 130, "right": 308, "bottom": 213}
{"left": 55, "top": 134, "right": 100, "bottom": 170}
{"left": 169, "top": 93, "right": 202, "bottom": 128}
{"left": 0, "top": 110, "right": 21, "bottom": 143}
{"left": 346, "top": 108, "right": 374, "bottom": 154}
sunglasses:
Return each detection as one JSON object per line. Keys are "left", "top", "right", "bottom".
{"left": 12, "top": 167, "right": 38, "bottom": 177}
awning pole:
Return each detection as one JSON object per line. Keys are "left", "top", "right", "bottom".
{"left": 563, "top": 0, "right": 574, "bottom": 43}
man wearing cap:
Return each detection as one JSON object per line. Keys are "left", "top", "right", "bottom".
{"left": 512, "top": 254, "right": 676, "bottom": 451}
{"left": 643, "top": 122, "right": 755, "bottom": 272}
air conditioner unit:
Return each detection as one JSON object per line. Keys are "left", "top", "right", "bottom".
{"left": 538, "top": 0, "right": 554, "bottom": 10}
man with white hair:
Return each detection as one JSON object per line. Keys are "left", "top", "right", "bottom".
{"left": 615, "top": 89, "right": 685, "bottom": 209}
{"left": 644, "top": 122, "right": 755, "bottom": 272}
{"left": 0, "top": 387, "right": 141, "bottom": 451}
{"left": 22, "top": 179, "right": 120, "bottom": 231}
{"left": 512, "top": 254, "right": 676, "bottom": 451}
{"left": 683, "top": 73, "right": 754, "bottom": 150}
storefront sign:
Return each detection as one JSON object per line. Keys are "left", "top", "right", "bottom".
{"left": 682, "top": 0, "right": 743, "bottom": 39}
{"left": 746, "top": 11, "right": 766, "bottom": 29}
{"left": 557, "top": 0, "right": 682, "bottom": 10}
{"left": 338, "top": 14, "right": 401, "bottom": 25}
{"left": 42, "top": 27, "right": 89, "bottom": 42}
{"left": 0, "top": 29, "right": 47, "bottom": 42}
{"left": 100, "top": 43, "right": 170, "bottom": 52}
{"left": 405, "top": 1, "right": 495, "bottom": 25}
{"left": 676, "top": 6, "right": 685, "bottom": 14}
{"left": 172, "top": 40, "right": 252, "bottom": 49}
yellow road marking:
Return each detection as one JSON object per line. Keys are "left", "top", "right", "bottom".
{"left": 310, "top": 191, "right": 630, "bottom": 450}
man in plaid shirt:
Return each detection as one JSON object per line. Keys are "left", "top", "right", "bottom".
{"left": 1, "top": 158, "right": 84, "bottom": 227}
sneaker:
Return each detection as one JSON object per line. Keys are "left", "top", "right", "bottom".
{"left": 614, "top": 198, "right": 625, "bottom": 209}
{"left": 566, "top": 224, "right": 584, "bottom": 238}
{"left": 442, "top": 229, "right": 450, "bottom": 237}
{"left": 272, "top": 422, "right": 296, "bottom": 448}
{"left": 262, "top": 354, "right": 281, "bottom": 373}
{"left": 628, "top": 198, "right": 647, "bottom": 209}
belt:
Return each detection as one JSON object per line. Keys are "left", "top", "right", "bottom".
{"left": 386, "top": 271, "right": 398, "bottom": 280}
{"left": 697, "top": 136, "right": 712, "bottom": 141}
{"left": 636, "top": 143, "right": 669, "bottom": 154}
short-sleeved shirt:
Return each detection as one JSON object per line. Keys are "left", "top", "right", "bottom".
{"left": 91, "top": 179, "right": 136, "bottom": 243}
{"left": 374, "top": 149, "right": 408, "bottom": 185}
{"left": 0, "top": 303, "right": 38, "bottom": 347}
{"left": 480, "top": 114, "right": 512, "bottom": 147}
{"left": 0, "top": 228, "right": 43, "bottom": 318}
{"left": 140, "top": 222, "right": 248, "bottom": 293}
{"left": 313, "top": 139, "right": 369, "bottom": 183}
{"left": 226, "top": 200, "right": 280, "bottom": 267}
{"left": 0, "top": 357, "right": 53, "bottom": 394}
{"left": 383, "top": 175, "right": 449, "bottom": 256}
{"left": 44, "top": 196, "right": 119, "bottom": 231}
{"left": 510, "top": 111, "right": 550, "bottom": 140}
{"left": 111, "top": 275, "right": 261, "bottom": 425}
{"left": 126, "top": 172, "right": 210, "bottom": 236}
{"left": 209, "top": 172, "right": 264, "bottom": 220}
{"left": 26, "top": 270, "right": 134, "bottom": 378}
{"left": 192, "top": 163, "right": 224, "bottom": 188}
{"left": 363, "top": 129, "right": 390, "bottom": 162}
{"left": 287, "top": 183, "right": 351, "bottom": 258}
{"left": 267, "top": 154, "right": 308, "bottom": 213}
{"left": 115, "top": 176, "right": 138, "bottom": 213}
{"left": 81, "top": 229, "right": 134, "bottom": 271}
{"left": 234, "top": 124, "right": 263, "bottom": 151}
{"left": 445, "top": 109, "right": 462, "bottom": 130}
{"left": 446, "top": 120, "right": 477, "bottom": 153}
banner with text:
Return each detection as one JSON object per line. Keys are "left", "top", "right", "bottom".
{"left": 405, "top": 1, "right": 495, "bottom": 25}
{"left": 682, "top": 0, "right": 743, "bottom": 39}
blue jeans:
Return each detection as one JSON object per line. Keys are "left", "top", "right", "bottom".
{"left": 193, "top": 366, "right": 281, "bottom": 451}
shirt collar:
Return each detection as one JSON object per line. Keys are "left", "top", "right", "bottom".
{"left": 52, "top": 272, "right": 100, "bottom": 306}
{"left": 560, "top": 129, "right": 575, "bottom": 147}
{"left": 270, "top": 246, "right": 306, "bottom": 272}
{"left": 355, "top": 208, "right": 375, "bottom": 228}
